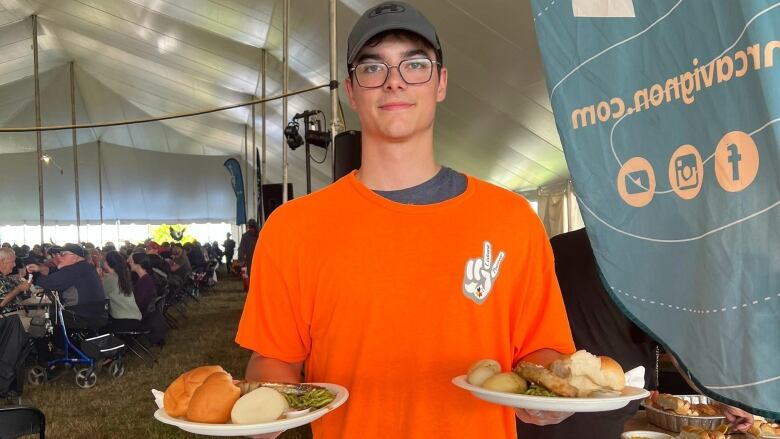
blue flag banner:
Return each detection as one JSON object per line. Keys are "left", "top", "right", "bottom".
{"left": 532, "top": 0, "right": 780, "bottom": 417}
{"left": 224, "top": 158, "right": 247, "bottom": 225}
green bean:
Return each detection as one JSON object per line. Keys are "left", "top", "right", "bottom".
{"left": 523, "top": 384, "right": 559, "bottom": 397}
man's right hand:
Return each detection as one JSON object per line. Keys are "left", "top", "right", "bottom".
{"left": 26, "top": 264, "right": 40, "bottom": 273}
{"left": 17, "top": 281, "right": 31, "bottom": 292}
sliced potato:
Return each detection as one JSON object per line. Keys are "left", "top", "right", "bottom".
{"left": 231, "top": 387, "right": 289, "bottom": 424}
{"left": 482, "top": 372, "right": 528, "bottom": 393}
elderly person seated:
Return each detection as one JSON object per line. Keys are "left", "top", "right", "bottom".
{"left": 27, "top": 243, "right": 107, "bottom": 331}
{"left": 0, "top": 248, "right": 31, "bottom": 314}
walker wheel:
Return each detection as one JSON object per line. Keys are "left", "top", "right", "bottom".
{"left": 75, "top": 366, "right": 97, "bottom": 388}
{"left": 109, "top": 360, "right": 125, "bottom": 378}
{"left": 26, "top": 366, "right": 46, "bottom": 386}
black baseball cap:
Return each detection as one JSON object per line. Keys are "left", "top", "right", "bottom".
{"left": 61, "top": 243, "right": 86, "bottom": 258}
{"left": 347, "top": 1, "right": 442, "bottom": 66}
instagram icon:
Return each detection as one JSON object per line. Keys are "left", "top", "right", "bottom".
{"left": 668, "top": 145, "right": 703, "bottom": 200}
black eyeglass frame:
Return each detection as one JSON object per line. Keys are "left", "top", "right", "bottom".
{"left": 349, "top": 58, "right": 442, "bottom": 88}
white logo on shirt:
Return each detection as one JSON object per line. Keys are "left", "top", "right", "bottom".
{"left": 462, "top": 241, "right": 505, "bottom": 304}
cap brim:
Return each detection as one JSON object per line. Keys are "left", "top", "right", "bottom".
{"left": 347, "top": 22, "right": 440, "bottom": 65}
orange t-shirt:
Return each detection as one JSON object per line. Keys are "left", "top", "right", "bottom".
{"left": 236, "top": 171, "right": 574, "bottom": 438}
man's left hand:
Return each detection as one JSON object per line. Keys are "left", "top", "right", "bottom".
{"left": 515, "top": 408, "right": 574, "bottom": 426}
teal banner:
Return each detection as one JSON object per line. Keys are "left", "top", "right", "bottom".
{"left": 533, "top": 0, "right": 780, "bottom": 417}
{"left": 224, "top": 158, "right": 247, "bottom": 226}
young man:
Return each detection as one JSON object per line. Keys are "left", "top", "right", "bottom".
{"left": 236, "top": 3, "right": 575, "bottom": 437}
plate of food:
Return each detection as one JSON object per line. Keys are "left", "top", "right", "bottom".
{"left": 153, "top": 365, "right": 348, "bottom": 436}
{"left": 453, "top": 350, "right": 650, "bottom": 412}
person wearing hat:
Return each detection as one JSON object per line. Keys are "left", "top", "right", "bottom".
{"left": 28, "top": 243, "right": 107, "bottom": 331}
{"left": 237, "top": 219, "right": 259, "bottom": 279}
{"left": 236, "top": 2, "right": 575, "bottom": 438}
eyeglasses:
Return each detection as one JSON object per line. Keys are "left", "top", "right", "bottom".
{"left": 350, "top": 58, "right": 440, "bottom": 88}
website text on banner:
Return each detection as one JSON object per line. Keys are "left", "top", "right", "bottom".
{"left": 532, "top": 0, "right": 780, "bottom": 418}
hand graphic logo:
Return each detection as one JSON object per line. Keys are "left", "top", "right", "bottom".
{"left": 463, "top": 241, "right": 505, "bottom": 304}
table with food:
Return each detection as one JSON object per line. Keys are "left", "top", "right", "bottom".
{"left": 623, "top": 392, "right": 780, "bottom": 439}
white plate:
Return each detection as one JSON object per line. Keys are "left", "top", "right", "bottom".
{"left": 621, "top": 431, "right": 673, "bottom": 439}
{"left": 452, "top": 375, "right": 650, "bottom": 412}
{"left": 154, "top": 383, "right": 348, "bottom": 436}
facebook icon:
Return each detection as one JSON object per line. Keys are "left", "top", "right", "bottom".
{"left": 727, "top": 143, "right": 742, "bottom": 180}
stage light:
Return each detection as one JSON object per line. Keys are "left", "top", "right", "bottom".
{"left": 284, "top": 121, "right": 304, "bottom": 150}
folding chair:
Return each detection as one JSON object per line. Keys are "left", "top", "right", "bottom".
{"left": 113, "top": 329, "right": 157, "bottom": 365}
{"left": 0, "top": 405, "right": 45, "bottom": 439}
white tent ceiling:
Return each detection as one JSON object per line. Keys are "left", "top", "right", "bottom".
{"left": 0, "top": 0, "right": 568, "bottom": 223}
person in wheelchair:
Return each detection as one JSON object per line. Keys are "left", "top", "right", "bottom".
{"left": 26, "top": 243, "right": 107, "bottom": 332}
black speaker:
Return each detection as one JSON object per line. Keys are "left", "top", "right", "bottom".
{"left": 334, "top": 130, "right": 361, "bottom": 181}
{"left": 261, "top": 183, "right": 294, "bottom": 221}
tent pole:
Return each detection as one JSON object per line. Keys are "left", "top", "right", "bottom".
{"left": 98, "top": 140, "right": 103, "bottom": 244}
{"left": 329, "top": 0, "right": 343, "bottom": 181}
{"left": 260, "top": 49, "right": 267, "bottom": 223}
{"left": 282, "top": 0, "right": 289, "bottom": 203}
{"left": 251, "top": 95, "right": 256, "bottom": 221}
{"left": 32, "top": 15, "right": 44, "bottom": 245}
{"left": 244, "top": 125, "right": 248, "bottom": 225}
{"left": 70, "top": 62, "right": 81, "bottom": 242}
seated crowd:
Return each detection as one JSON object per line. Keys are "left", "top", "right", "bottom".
{"left": 0, "top": 238, "right": 227, "bottom": 401}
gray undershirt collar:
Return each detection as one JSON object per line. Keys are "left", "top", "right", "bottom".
{"left": 374, "top": 166, "right": 467, "bottom": 205}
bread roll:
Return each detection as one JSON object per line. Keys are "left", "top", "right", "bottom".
{"left": 186, "top": 371, "right": 241, "bottom": 423}
{"left": 678, "top": 426, "right": 710, "bottom": 439}
{"left": 679, "top": 426, "right": 726, "bottom": 439}
{"left": 164, "top": 365, "right": 225, "bottom": 417}
{"left": 549, "top": 350, "right": 625, "bottom": 396}
{"left": 565, "top": 375, "right": 603, "bottom": 398}
{"left": 653, "top": 393, "right": 691, "bottom": 415}
{"left": 690, "top": 403, "right": 719, "bottom": 416}
{"left": 597, "top": 356, "right": 626, "bottom": 391}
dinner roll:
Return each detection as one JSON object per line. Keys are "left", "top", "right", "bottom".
{"left": 186, "top": 371, "right": 241, "bottom": 423}
{"left": 163, "top": 365, "right": 225, "bottom": 417}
